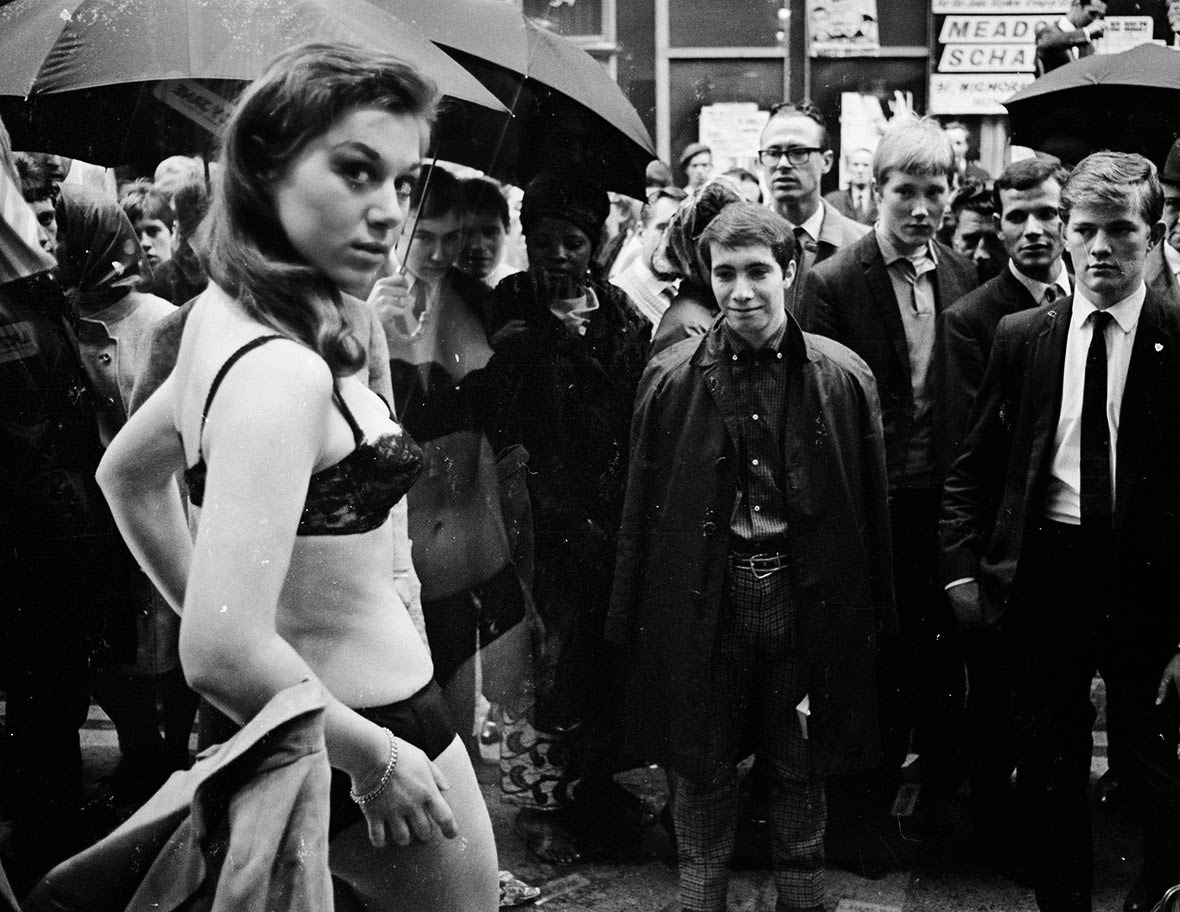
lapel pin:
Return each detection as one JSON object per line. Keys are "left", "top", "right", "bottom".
{"left": 1155, "top": 343, "right": 1164, "bottom": 352}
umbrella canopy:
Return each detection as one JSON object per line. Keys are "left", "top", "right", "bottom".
{"left": 0, "top": 0, "right": 506, "bottom": 171}
{"left": 372, "top": 0, "right": 655, "bottom": 196}
{"left": 1004, "top": 43, "right": 1180, "bottom": 168}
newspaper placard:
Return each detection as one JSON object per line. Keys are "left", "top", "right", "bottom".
{"left": 152, "top": 80, "right": 235, "bottom": 134}
{"left": 807, "top": 0, "right": 881, "bottom": 57}
{"left": 698, "top": 103, "right": 770, "bottom": 173}
{"left": 1094, "top": 16, "right": 1154, "bottom": 54}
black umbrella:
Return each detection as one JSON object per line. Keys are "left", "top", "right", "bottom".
{"left": 372, "top": 0, "right": 656, "bottom": 197}
{"left": 1004, "top": 43, "right": 1180, "bottom": 168}
{"left": 0, "top": 0, "right": 507, "bottom": 173}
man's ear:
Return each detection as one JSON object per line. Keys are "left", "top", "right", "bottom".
{"left": 993, "top": 212, "right": 1002, "bottom": 237}
{"left": 1150, "top": 220, "right": 1166, "bottom": 250}
{"left": 782, "top": 257, "right": 798, "bottom": 290}
{"left": 821, "top": 149, "right": 834, "bottom": 175}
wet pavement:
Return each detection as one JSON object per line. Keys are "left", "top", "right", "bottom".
{"left": 0, "top": 701, "right": 1160, "bottom": 912}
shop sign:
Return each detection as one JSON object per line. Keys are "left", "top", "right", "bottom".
{"left": 930, "top": 0, "right": 1067, "bottom": 114}
{"left": 929, "top": 73, "right": 1036, "bottom": 114}
{"left": 934, "top": 0, "right": 1068, "bottom": 12}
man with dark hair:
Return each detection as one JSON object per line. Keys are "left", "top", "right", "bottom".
{"left": 14, "top": 153, "right": 60, "bottom": 256}
{"left": 759, "top": 101, "right": 868, "bottom": 266}
{"left": 457, "top": 176, "right": 518, "bottom": 289}
{"left": 932, "top": 154, "right": 1070, "bottom": 866}
{"left": 942, "top": 151, "right": 1180, "bottom": 912}
{"left": 119, "top": 179, "right": 176, "bottom": 270}
{"left": 800, "top": 118, "right": 978, "bottom": 811}
{"left": 612, "top": 186, "right": 687, "bottom": 326}
{"left": 679, "top": 142, "right": 713, "bottom": 191}
{"left": 947, "top": 179, "right": 1007, "bottom": 284}
{"left": 1146, "top": 137, "right": 1180, "bottom": 304}
{"left": 609, "top": 201, "right": 894, "bottom": 912}
{"left": 1035, "top": 0, "right": 1107, "bottom": 75}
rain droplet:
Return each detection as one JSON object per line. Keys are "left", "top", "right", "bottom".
{"left": 219, "top": 604, "right": 228, "bottom": 613}
{"left": 59, "top": 8, "right": 72, "bottom": 22}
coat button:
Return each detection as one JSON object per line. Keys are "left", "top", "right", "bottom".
{"left": 702, "top": 521, "right": 717, "bottom": 536}
{"left": 98, "top": 353, "right": 112, "bottom": 364}
{"left": 715, "top": 456, "right": 729, "bottom": 471}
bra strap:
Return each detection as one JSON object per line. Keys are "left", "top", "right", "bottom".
{"left": 332, "top": 384, "right": 366, "bottom": 445}
{"left": 199, "top": 334, "right": 287, "bottom": 437}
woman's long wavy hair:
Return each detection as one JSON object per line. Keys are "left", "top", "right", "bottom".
{"left": 205, "top": 42, "right": 438, "bottom": 376}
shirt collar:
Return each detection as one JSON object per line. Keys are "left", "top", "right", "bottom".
{"left": 1164, "top": 241, "right": 1180, "bottom": 277}
{"left": 722, "top": 315, "right": 788, "bottom": 355}
{"left": 1008, "top": 258, "right": 1070, "bottom": 302}
{"left": 794, "top": 201, "right": 826, "bottom": 244}
{"left": 876, "top": 228, "right": 938, "bottom": 271}
{"left": 1071, "top": 281, "right": 1146, "bottom": 335}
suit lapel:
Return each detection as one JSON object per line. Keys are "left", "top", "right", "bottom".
{"left": 1024, "top": 299, "right": 1070, "bottom": 505}
{"left": 861, "top": 236, "right": 912, "bottom": 382}
{"left": 1115, "top": 293, "right": 1171, "bottom": 534}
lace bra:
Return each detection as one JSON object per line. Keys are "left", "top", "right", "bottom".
{"left": 184, "top": 335, "right": 423, "bottom": 536}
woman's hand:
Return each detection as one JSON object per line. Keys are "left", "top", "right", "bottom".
{"left": 354, "top": 736, "right": 458, "bottom": 848}
{"left": 369, "top": 274, "right": 419, "bottom": 338}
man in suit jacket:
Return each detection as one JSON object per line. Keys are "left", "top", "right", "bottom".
{"left": 1035, "top": 0, "right": 1107, "bottom": 75}
{"left": 931, "top": 155, "right": 1070, "bottom": 860}
{"left": 757, "top": 100, "right": 869, "bottom": 313}
{"left": 941, "top": 152, "right": 1180, "bottom": 912}
{"left": 823, "top": 146, "right": 877, "bottom": 225}
{"left": 800, "top": 118, "right": 977, "bottom": 804}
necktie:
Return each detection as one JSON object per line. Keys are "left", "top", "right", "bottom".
{"left": 411, "top": 281, "right": 428, "bottom": 320}
{"left": 1042, "top": 284, "right": 1060, "bottom": 306}
{"left": 794, "top": 226, "right": 817, "bottom": 258}
{"left": 1080, "top": 310, "right": 1114, "bottom": 531}
{"left": 898, "top": 258, "right": 935, "bottom": 314}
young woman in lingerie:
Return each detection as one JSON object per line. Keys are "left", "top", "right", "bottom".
{"left": 95, "top": 42, "right": 497, "bottom": 911}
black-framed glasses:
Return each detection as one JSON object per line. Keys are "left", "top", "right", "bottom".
{"left": 758, "top": 146, "right": 824, "bottom": 168}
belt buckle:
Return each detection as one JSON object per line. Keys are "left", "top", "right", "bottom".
{"left": 749, "top": 552, "right": 782, "bottom": 580}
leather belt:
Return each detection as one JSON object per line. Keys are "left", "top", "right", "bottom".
{"left": 728, "top": 550, "right": 789, "bottom": 579}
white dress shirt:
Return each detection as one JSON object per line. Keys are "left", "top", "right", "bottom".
{"left": 1045, "top": 283, "right": 1146, "bottom": 525}
{"left": 1008, "top": 259, "right": 1071, "bottom": 305}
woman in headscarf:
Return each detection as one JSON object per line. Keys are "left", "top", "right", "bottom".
{"left": 479, "top": 173, "right": 654, "bottom": 864}
{"left": 53, "top": 190, "right": 194, "bottom": 829}
{"left": 648, "top": 177, "right": 742, "bottom": 358}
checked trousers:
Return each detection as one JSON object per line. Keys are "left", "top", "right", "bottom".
{"left": 671, "top": 559, "right": 826, "bottom": 912}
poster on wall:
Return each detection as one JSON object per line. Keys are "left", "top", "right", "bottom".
{"left": 930, "top": 0, "right": 1069, "bottom": 114}
{"left": 1095, "top": 16, "right": 1157, "bottom": 53}
{"left": 807, "top": 0, "right": 881, "bottom": 57}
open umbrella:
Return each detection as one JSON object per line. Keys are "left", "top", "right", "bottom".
{"left": 1004, "top": 43, "right": 1180, "bottom": 168}
{"left": 0, "top": 0, "right": 506, "bottom": 173}
{"left": 372, "top": 0, "right": 655, "bottom": 197}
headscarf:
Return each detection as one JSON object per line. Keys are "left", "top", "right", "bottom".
{"left": 653, "top": 177, "right": 742, "bottom": 291}
{"left": 519, "top": 173, "right": 609, "bottom": 252}
{"left": 56, "top": 185, "right": 144, "bottom": 315}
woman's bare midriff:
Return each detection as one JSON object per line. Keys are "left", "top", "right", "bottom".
{"left": 277, "top": 517, "right": 433, "bottom": 709}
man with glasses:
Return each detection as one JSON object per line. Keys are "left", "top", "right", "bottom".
{"left": 758, "top": 101, "right": 868, "bottom": 311}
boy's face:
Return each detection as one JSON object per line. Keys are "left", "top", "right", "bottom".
{"left": 30, "top": 199, "right": 58, "bottom": 255}
{"left": 135, "top": 217, "right": 174, "bottom": 266}
{"left": 459, "top": 211, "right": 507, "bottom": 279}
{"left": 398, "top": 208, "right": 463, "bottom": 284}
{"left": 876, "top": 169, "right": 950, "bottom": 255}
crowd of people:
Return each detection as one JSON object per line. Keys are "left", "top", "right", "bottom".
{"left": 1, "top": 27, "right": 1179, "bottom": 912}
